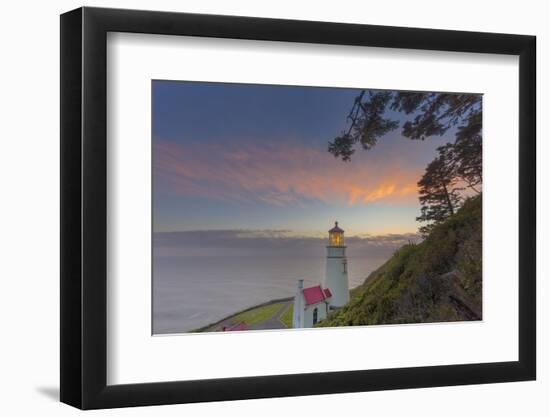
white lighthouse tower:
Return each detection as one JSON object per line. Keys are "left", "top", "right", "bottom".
{"left": 323, "top": 221, "right": 349, "bottom": 308}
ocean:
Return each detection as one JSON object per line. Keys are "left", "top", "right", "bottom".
{"left": 153, "top": 254, "right": 388, "bottom": 334}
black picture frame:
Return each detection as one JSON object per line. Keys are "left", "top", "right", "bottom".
{"left": 60, "top": 6, "right": 536, "bottom": 410}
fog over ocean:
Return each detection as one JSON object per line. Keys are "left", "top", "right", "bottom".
{"left": 153, "top": 254, "right": 388, "bottom": 334}
{"left": 152, "top": 230, "right": 418, "bottom": 334}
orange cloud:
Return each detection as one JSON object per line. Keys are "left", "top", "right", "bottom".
{"left": 154, "top": 139, "right": 420, "bottom": 207}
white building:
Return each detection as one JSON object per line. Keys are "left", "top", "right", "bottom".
{"left": 292, "top": 222, "right": 350, "bottom": 328}
{"left": 292, "top": 280, "right": 332, "bottom": 328}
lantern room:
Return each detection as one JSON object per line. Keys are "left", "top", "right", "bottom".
{"left": 328, "top": 221, "right": 345, "bottom": 247}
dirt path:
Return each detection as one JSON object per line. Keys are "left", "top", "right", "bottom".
{"left": 200, "top": 298, "right": 293, "bottom": 332}
{"left": 248, "top": 301, "right": 291, "bottom": 330}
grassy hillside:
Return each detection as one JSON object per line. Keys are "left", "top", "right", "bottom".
{"left": 192, "top": 297, "right": 293, "bottom": 332}
{"left": 318, "top": 195, "right": 482, "bottom": 327}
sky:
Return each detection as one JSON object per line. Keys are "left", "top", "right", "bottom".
{"left": 152, "top": 80, "right": 453, "bottom": 245}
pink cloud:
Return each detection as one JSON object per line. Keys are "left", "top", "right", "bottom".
{"left": 154, "top": 139, "right": 420, "bottom": 207}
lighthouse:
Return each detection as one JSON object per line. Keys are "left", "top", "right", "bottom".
{"left": 323, "top": 221, "right": 349, "bottom": 308}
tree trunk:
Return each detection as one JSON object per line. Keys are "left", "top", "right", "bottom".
{"left": 442, "top": 183, "right": 455, "bottom": 215}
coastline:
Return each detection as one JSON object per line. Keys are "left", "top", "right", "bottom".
{"left": 189, "top": 274, "right": 372, "bottom": 333}
{"left": 191, "top": 296, "right": 294, "bottom": 333}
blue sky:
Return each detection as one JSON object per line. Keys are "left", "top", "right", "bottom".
{"left": 152, "top": 81, "right": 451, "bottom": 238}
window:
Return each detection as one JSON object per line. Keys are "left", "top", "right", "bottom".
{"left": 343, "top": 260, "right": 347, "bottom": 273}
{"left": 329, "top": 232, "right": 344, "bottom": 246}
{"left": 313, "top": 307, "right": 318, "bottom": 325}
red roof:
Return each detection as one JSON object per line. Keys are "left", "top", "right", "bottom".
{"left": 303, "top": 285, "right": 332, "bottom": 306}
{"left": 223, "top": 322, "right": 248, "bottom": 332}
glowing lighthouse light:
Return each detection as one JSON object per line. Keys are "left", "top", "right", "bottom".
{"left": 328, "top": 221, "right": 344, "bottom": 247}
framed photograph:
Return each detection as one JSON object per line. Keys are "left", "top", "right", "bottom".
{"left": 60, "top": 7, "right": 536, "bottom": 409}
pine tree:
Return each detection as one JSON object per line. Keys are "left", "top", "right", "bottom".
{"left": 416, "top": 151, "right": 463, "bottom": 236}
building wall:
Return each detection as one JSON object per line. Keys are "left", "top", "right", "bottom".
{"left": 303, "top": 302, "right": 328, "bottom": 328}
{"left": 292, "top": 293, "right": 304, "bottom": 328}
{"left": 324, "top": 247, "right": 350, "bottom": 307}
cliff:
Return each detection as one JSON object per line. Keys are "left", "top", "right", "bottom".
{"left": 318, "top": 195, "right": 482, "bottom": 327}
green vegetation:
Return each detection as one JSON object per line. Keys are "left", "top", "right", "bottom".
{"left": 318, "top": 194, "right": 482, "bottom": 327}
{"left": 193, "top": 298, "right": 293, "bottom": 332}
{"left": 279, "top": 304, "right": 294, "bottom": 328}
{"left": 230, "top": 302, "right": 286, "bottom": 326}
